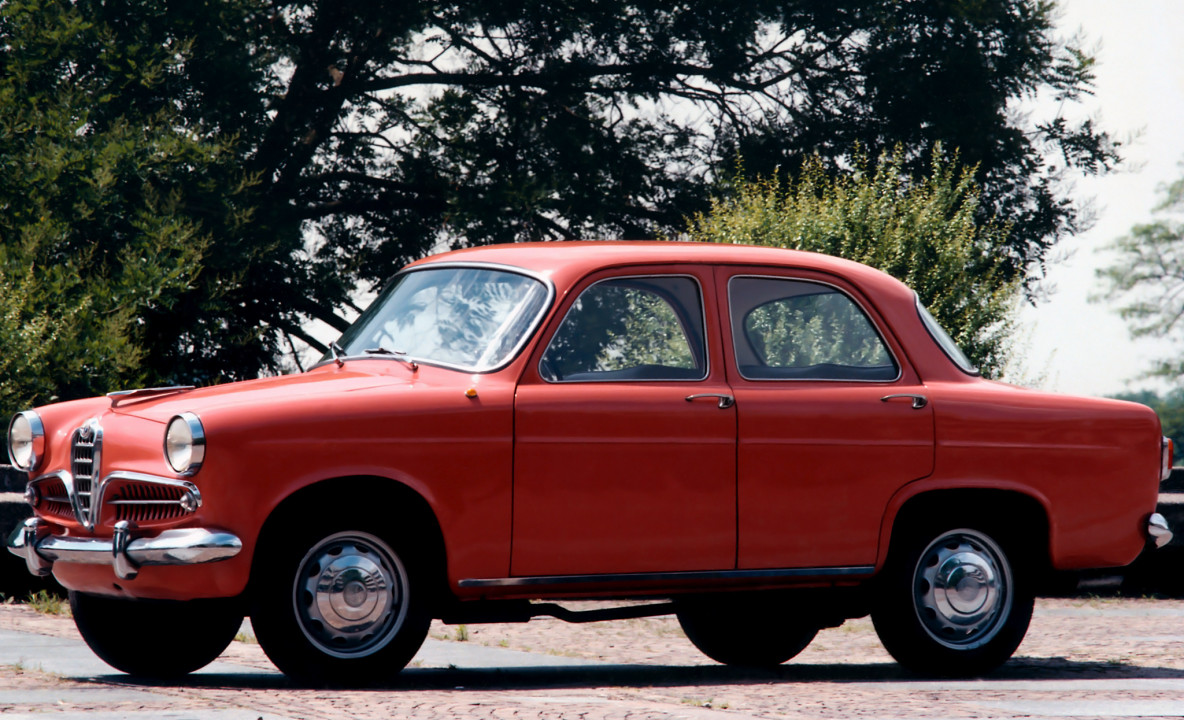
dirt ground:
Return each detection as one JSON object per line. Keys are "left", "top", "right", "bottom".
{"left": 1, "top": 596, "right": 1183, "bottom": 719}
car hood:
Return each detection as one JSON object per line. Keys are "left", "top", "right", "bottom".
{"left": 108, "top": 363, "right": 418, "bottom": 424}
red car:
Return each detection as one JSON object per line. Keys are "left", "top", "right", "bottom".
{"left": 6, "top": 242, "right": 1173, "bottom": 683}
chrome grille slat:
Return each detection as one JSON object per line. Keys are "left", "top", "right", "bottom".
{"left": 109, "top": 499, "right": 181, "bottom": 505}
{"left": 70, "top": 421, "right": 102, "bottom": 528}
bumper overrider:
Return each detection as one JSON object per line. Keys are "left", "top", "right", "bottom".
{"left": 7, "top": 517, "right": 242, "bottom": 581}
{"left": 1148, "top": 512, "right": 1173, "bottom": 549}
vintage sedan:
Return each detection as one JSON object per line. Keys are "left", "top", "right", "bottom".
{"left": 6, "top": 242, "right": 1174, "bottom": 683}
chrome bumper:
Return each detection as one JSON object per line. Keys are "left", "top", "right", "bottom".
{"left": 1148, "top": 513, "right": 1173, "bottom": 549}
{"left": 6, "top": 517, "right": 242, "bottom": 581}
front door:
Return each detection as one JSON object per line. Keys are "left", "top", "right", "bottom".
{"left": 511, "top": 268, "right": 736, "bottom": 577}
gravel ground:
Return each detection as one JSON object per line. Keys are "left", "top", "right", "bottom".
{"left": 1, "top": 596, "right": 1184, "bottom": 719}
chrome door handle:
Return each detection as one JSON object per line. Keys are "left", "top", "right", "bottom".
{"left": 686, "top": 393, "right": 735, "bottom": 409}
{"left": 881, "top": 394, "right": 928, "bottom": 409}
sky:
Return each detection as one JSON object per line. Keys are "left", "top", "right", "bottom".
{"left": 1018, "top": 0, "right": 1184, "bottom": 397}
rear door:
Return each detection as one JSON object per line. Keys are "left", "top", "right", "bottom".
{"left": 721, "top": 268, "right": 935, "bottom": 570}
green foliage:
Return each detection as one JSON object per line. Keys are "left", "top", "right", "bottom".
{"left": 542, "top": 280, "right": 701, "bottom": 378}
{"left": 687, "top": 150, "right": 1020, "bottom": 377}
{"left": 0, "top": 1, "right": 1114, "bottom": 396}
{"left": 24, "top": 590, "right": 69, "bottom": 616}
{"left": 1097, "top": 176, "right": 1184, "bottom": 380}
{"left": 1111, "top": 389, "right": 1184, "bottom": 464}
{"left": 746, "top": 292, "right": 892, "bottom": 370}
{"left": 0, "top": 0, "right": 250, "bottom": 420}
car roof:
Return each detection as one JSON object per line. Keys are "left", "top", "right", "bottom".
{"left": 412, "top": 241, "right": 910, "bottom": 297}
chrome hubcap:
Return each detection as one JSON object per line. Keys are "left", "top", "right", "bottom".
{"left": 294, "top": 531, "right": 408, "bottom": 658}
{"left": 913, "top": 529, "right": 1011, "bottom": 649}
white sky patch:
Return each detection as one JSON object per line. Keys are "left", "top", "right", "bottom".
{"left": 1018, "top": 0, "right": 1184, "bottom": 397}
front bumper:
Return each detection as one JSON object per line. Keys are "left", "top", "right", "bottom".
{"left": 7, "top": 517, "right": 242, "bottom": 581}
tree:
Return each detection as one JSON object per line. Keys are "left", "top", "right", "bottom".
{"left": 4, "top": 0, "right": 1114, "bottom": 390}
{"left": 686, "top": 150, "right": 1019, "bottom": 377}
{"left": 0, "top": 0, "right": 249, "bottom": 418}
{"left": 1098, "top": 175, "right": 1184, "bottom": 380}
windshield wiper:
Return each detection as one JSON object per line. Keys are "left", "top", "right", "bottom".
{"left": 364, "top": 347, "right": 419, "bottom": 371}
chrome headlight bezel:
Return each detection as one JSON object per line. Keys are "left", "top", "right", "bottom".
{"left": 164, "top": 412, "right": 205, "bottom": 476}
{"left": 7, "top": 411, "right": 45, "bottom": 472}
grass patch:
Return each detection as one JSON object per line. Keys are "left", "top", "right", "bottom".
{"left": 234, "top": 632, "right": 257, "bottom": 644}
{"left": 25, "top": 590, "right": 69, "bottom": 616}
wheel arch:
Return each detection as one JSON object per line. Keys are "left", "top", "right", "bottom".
{"left": 248, "top": 475, "right": 450, "bottom": 604}
{"left": 877, "top": 485, "right": 1052, "bottom": 576}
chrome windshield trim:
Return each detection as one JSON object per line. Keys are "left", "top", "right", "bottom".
{"left": 311, "top": 261, "right": 556, "bottom": 375}
{"left": 726, "top": 274, "right": 904, "bottom": 384}
{"left": 458, "top": 565, "right": 876, "bottom": 588}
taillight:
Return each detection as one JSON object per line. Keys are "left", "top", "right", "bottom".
{"left": 1162, "top": 437, "right": 1174, "bottom": 483}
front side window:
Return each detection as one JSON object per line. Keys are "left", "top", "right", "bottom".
{"left": 729, "top": 276, "right": 898, "bottom": 381}
{"left": 540, "top": 276, "right": 706, "bottom": 382}
{"left": 331, "top": 266, "right": 550, "bottom": 372}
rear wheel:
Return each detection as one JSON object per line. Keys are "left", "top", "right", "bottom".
{"left": 250, "top": 520, "right": 431, "bottom": 686}
{"left": 70, "top": 592, "right": 242, "bottom": 678}
{"left": 871, "top": 524, "right": 1033, "bottom": 677}
{"left": 676, "top": 595, "right": 819, "bottom": 667}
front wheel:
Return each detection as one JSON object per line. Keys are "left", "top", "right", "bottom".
{"left": 70, "top": 592, "right": 242, "bottom": 678}
{"left": 250, "top": 523, "right": 431, "bottom": 686}
{"left": 871, "top": 525, "right": 1033, "bottom": 677}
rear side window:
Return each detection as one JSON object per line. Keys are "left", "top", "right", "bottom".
{"left": 729, "top": 276, "right": 898, "bottom": 381}
{"left": 540, "top": 276, "right": 707, "bottom": 382}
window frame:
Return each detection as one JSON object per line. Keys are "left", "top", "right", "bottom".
{"left": 727, "top": 274, "right": 902, "bottom": 383}
{"left": 539, "top": 273, "right": 710, "bottom": 384}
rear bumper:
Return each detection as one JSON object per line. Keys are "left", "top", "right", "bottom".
{"left": 7, "top": 517, "right": 241, "bottom": 581}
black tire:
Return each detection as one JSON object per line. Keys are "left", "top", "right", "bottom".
{"left": 871, "top": 523, "right": 1034, "bottom": 677}
{"left": 676, "top": 594, "right": 819, "bottom": 667}
{"left": 249, "top": 518, "right": 432, "bottom": 687}
{"left": 70, "top": 592, "right": 242, "bottom": 678}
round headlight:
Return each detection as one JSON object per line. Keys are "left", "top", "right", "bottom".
{"left": 164, "top": 413, "right": 205, "bottom": 475}
{"left": 7, "top": 411, "right": 45, "bottom": 472}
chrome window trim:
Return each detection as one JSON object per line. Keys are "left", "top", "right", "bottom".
{"left": 915, "top": 294, "right": 980, "bottom": 376}
{"left": 310, "top": 261, "right": 556, "bottom": 375}
{"left": 726, "top": 274, "right": 903, "bottom": 384}
{"left": 7, "top": 410, "right": 45, "bottom": 472}
{"left": 539, "top": 273, "right": 711, "bottom": 384}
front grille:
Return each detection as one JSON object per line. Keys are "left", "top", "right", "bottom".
{"left": 107, "top": 482, "right": 190, "bottom": 524}
{"left": 36, "top": 476, "right": 73, "bottom": 523}
{"left": 70, "top": 422, "right": 101, "bottom": 527}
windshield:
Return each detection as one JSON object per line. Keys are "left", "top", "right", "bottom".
{"left": 916, "top": 296, "right": 979, "bottom": 376}
{"left": 327, "top": 266, "right": 551, "bottom": 372}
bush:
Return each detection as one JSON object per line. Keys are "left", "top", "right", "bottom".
{"left": 687, "top": 149, "right": 1020, "bottom": 377}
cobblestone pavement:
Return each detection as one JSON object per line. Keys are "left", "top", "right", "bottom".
{"left": 2, "top": 597, "right": 1184, "bottom": 719}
